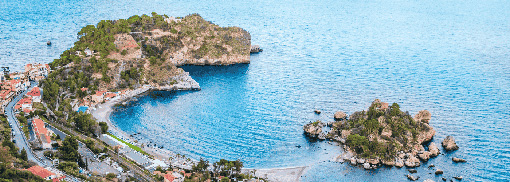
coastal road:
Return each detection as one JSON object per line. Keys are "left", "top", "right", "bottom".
{"left": 5, "top": 81, "right": 45, "bottom": 166}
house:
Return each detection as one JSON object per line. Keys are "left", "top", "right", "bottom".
{"left": 25, "top": 63, "right": 50, "bottom": 81}
{"left": 9, "top": 72, "right": 25, "bottom": 80}
{"left": 7, "top": 79, "right": 21, "bottom": 92}
{"left": 104, "top": 92, "right": 117, "bottom": 101}
{"left": 153, "top": 171, "right": 176, "bottom": 182}
{"left": 91, "top": 90, "right": 106, "bottom": 103}
{"left": 80, "top": 87, "right": 88, "bottom": 92}
{"left": 25, "top": 166, "right": 58, "bottom": 181}
{"left": 32, "top": 118, "right": 52, "bottom": 149}
{"left": 15, "top": 97, "right": 32, "bottom": 112}
{"left": 164, "top": 172, "right": 176, "bottom": 182}
{"left": 27, "top": 87, "right": 41, "bottom": 102}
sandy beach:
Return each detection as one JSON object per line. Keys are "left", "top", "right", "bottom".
{"left": 242, "top": 166, "right": 308, "bottom": 182}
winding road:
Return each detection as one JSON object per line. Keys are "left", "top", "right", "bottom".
{"left": 5, "top": 81, "right": 45, "bottom": 166}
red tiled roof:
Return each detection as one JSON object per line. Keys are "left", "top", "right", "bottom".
{"left": 9, "top": 79, "right": 19, "bottom": 85}
{"left": 81, "top": 87, "right": 88, "bottom": 92}
{"left": 95, "top": 91, "right": 106, "bottom": 96}
{"left": 33, "top": 118, "right": 50, "bottom": 144}
{"left": 104, "top": 93, "right": 117, "bottom": 98}
{"left": 27, "top": 87, "right": 41, "bottom": 97}
{"left": 164, "top": 173, "right": 175, "bottom": 182}
{"left": 26, "top": 166, "right": 55, "bottom": 179}
{"left": 23, "top": 108, "right": 32, "bottom": 113}
{"left": 52, "top": 176, "right": 65, "bottom": 182}
{"left": 17, "top": 97, "right": 32, "bottom": 106}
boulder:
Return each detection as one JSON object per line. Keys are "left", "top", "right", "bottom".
{"left": 405, "top": 156, "right": 421, "bottom": 168}
{"left": 303, "top": 121, "right": 324, "bottom": 138}
{"left": 414, "top": 110, "right": 432, "bottom": 123}
{"left": 367, "top": 158, "right": 380, "bottom": 165}
{"left": 350, "top": 158, "right": 357, "bottom": 165}
{"left": 363, "top": 163, "right": 371, "bottom": 169}
{"left": 334, "top": 111, "right": 347, "bottom": 121}
{"left": 357, "top": 158, "right": 366, "bottom": 164}
{"left": 314, "top": 109, "right": 321, "bottom": 114}
{"left": 341, "top": 130, "right": 351, "bottom": 139}
{"left": 417, "top": 125, "right": 436, "bottom": 144}
{"left": 406, "top": 174, "right": 419, "bottom": 181}
{"left": 442, "top": 136, "right": 459, "bottom": 151}
{"left": 441, "top": 177, "right": 446, "bottom": 181}
{"left": 418, "top": 151, "right": 431, "bottom": 161}
{"left": 395, "top": 158, "right": 404, "bottom": 168}
{"left": 317, "top": 132, "right": 326, "bottom": 140}
{"left": 428, "top": 142, "right": 440, "bottom": 157}
{"left": 453, "top": 176, "right": 463, "bottom": 180}
{"left": 408, "top": 169, "right": 417, "bottom": 173}
{"left": 428, "top": 164, "right": 435, "bottom": 168}
{"left": 382, "top": 159, "right": 395, "bottom": 166}
{"left": 452, "top": 157, "right": 466, "bottom": 163}
{"left": 435, "top": 169, "right": 443, "bottom": 175}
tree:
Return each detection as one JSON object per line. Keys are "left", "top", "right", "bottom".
{"left": 20, "top": 148, "right": 28, "bottom": 161}
{"left": 220, "top": 177, "right": 229, "bottom": 182}
{"left": 59, "top": 136, "right": 79, "bottom": 161}
{"left": 106, "top": 173, "right": 116, "bottom": 180}
{"left": 77, "top": 154, "right": 86, "bottom": 169}
{"left": 99, "top": 122, "right": 108, "bottom": 134}
{"left": 192, "top": 158, "right": 209, "bottom": 173}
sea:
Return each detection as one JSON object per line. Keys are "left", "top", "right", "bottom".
{"left": 1, "top": 0, "right": 509, "bottom": 181}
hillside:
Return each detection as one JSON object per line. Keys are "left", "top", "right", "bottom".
{"left": 43, "top": 13, "right": 251, "bottom": 103}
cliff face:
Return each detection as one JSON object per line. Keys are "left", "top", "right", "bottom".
{"left": 139, "top": 14, "right": 251, "bottom": 66}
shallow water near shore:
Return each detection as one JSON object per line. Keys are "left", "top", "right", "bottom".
{"left": 3, "top": 0, "right": 510, "bottom": 181}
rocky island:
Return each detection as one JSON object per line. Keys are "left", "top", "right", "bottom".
{"left": 305, "top": 99, "right": 440, "bottom": 169}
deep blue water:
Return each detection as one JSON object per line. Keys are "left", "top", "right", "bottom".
{"left": 2, "top": 0, "right": 510, "bottom": 181}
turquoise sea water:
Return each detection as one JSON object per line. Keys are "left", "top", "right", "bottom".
{"left": 2, "top": 0, "right": 510, "bottom": 181}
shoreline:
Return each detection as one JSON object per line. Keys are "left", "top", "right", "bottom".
{"left": 89, "top": 79, "right": 311, "bottom": 181}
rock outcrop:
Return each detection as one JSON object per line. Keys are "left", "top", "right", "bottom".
{"left": 442, "top": 136, "right": 459, "bottom": 151}
{"left": 406, "top": 174, "right": 419, "bottom": 181}
{"left": 428, "top": 142, "right": 440, "bottom": 157}
{"left": 303, "top": 121, "right": 324, "bottom": 139}
{"left": 405, "top": 156, "right": 421, "bottom": 168}
{"left": 334, "top": 111, "right": 347, "bottom": 121}
{"left": 435, "top": 169, "right": 443, "bottom": 175}
{"left": 418, "top": 151, "right": 431, "bottom": 161}
{"left": 452, "top": 157, "right": 466, "bottom": 163}
{"left": 304, "top": 100, "right": 445, "bottom": 170}
{"left": 414, "top": 110, "right": 431, "bottom": 123}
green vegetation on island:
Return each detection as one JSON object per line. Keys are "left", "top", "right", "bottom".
{"left": 305, "top": 99, "right": 437, "bottom": 169}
